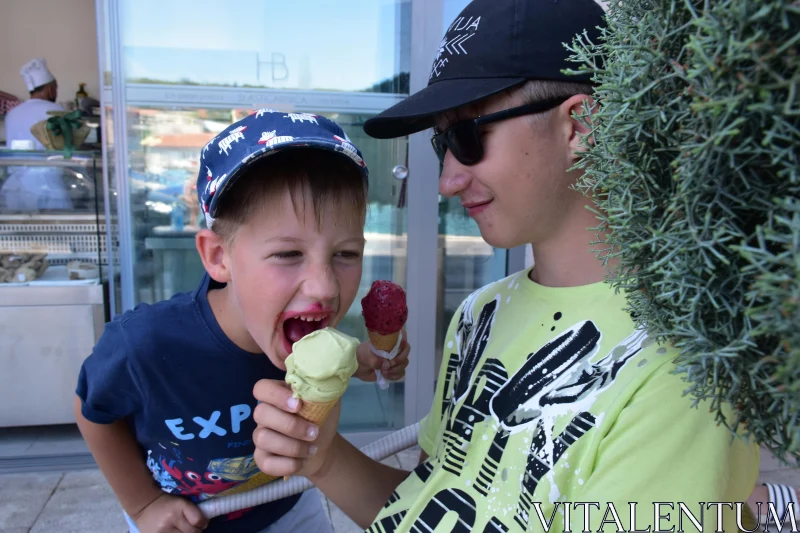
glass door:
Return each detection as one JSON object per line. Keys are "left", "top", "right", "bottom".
{"left": 99, "top": 0, "right": 416, "bottom": 437}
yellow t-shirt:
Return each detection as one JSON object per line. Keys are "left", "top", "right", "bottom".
{"left": 369, "top": 269, "right": 758, "bottom": 533}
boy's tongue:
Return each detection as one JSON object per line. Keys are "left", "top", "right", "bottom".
{"left": 285, "top": 318, "right": 319, "bottom": 344}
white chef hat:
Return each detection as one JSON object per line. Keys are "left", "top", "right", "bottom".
{"left": 20, "top": 58, "right": 56, "bottom": 92}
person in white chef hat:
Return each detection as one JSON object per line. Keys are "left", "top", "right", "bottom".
{"left": 0, "top": 58, "right": 72, "bottom": 211}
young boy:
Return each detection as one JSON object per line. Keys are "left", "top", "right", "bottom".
{"left": 250, "top": 1, "right": 760, "bottom": 532}
{"left": 75, "top": 111, "right": 409, "bottom": 533}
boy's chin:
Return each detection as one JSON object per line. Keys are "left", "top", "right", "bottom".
{"left": 266, "top": 349, "right": 288, "bottom": 371}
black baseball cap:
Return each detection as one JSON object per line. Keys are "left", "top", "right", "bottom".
{"left": 363, "top": 0, "right": 606, "bottom": 139}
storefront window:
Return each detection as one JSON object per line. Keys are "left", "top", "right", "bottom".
{"left": 106, "top": 0, "right": 414, "bottom": 433}
{"left": 120, "top": 0, "right": 410, "bottom": 94}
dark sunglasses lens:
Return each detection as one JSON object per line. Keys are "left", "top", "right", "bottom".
{"left": 449, "top": 123, "right": 483, "bottom": 165}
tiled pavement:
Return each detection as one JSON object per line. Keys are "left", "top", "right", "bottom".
{"left": 1, "top": 447, "right": 797, "bottom": 533}
{"left": 0, "top": 448, "right": 422, "bottom": 533}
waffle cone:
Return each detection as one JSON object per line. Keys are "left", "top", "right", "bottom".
{"left": 274, "top": 395, "right": 340, "bottom": 481}
{"left": 368, "top": 330, "right": 400, "bottom": 352}
{"left": 297, "top": 397, "right": 339, "bottom": 425}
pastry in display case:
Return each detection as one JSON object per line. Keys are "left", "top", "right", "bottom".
{"left": 0, "top": 252, "right": 49, "bottom": 283}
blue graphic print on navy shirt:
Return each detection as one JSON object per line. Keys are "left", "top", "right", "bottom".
{"left": 76, "top": 274, "right": 301, "bottom": 532}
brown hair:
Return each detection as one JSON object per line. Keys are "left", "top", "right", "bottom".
{"left": 514, "top": 80, "right": 595, "bottom": 126}
{"left": 211, "top": 148, "right": 368, "bottom": 244}
{"left": 515, "top": 79, "right": 595, "bottom": 103}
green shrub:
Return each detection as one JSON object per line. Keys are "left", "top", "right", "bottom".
{"left": 567, "top": 0, "right": 799, "bottom": 462}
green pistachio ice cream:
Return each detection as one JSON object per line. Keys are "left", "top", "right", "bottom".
{"left": 285, "top": 328, "right": 359, "bottom": 403}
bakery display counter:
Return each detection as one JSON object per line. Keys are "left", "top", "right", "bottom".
{"left": 0, "top": 151, "right": 112, "bottom": 427}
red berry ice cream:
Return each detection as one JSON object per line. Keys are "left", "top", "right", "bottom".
{"left": 361, "top": 280, "right": 408, "bottom": 352}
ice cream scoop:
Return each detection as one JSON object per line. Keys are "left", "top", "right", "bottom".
{"left": 284, "top": 327, "right": 359, "bottom": 403}
{"left": 361, "top": 280, "right": 408, "bottom": 389}
{"left": 361, "top": 280, "right": 408, "bottom": 337}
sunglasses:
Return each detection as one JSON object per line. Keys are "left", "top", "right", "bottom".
{"left": 430, "top": 97, "right": 570, "bottom": 165}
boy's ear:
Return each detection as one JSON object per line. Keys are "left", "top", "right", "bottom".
{"left": 565, "top": 94, "right": 596, "bottom": 161}
{"left": 196, "top": 229, "right": 231, "bottom": 283}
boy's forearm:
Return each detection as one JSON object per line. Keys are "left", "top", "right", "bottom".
{"left": 309, "top": 433, "right": 411, "bottom": 528}
{"left": 73, "top": 396, "right": 163, "bottom": 518}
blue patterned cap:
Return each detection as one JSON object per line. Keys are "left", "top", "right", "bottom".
{"left": 196, "top": 109, "right": 369, "bottom": 228}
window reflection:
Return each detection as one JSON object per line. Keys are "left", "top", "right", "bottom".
{"left": 120, "top": 0, "right": 411, "bottom": 94}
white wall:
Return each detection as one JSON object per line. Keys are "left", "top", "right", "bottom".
{"left": 0, "top": 0, "right": 99, "bottom": 105}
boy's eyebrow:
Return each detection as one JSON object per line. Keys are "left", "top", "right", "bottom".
{"left": 263, "top": 237, "right": 366, "bottom": 245}
{"left": 263, "top": 236, "right": 305, "bottom": 244}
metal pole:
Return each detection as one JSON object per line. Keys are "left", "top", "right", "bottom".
{"left": 404, "top": 0, "right": 443, "bottom": 426}
{"left": 94, "top": 0, "right": 117, "bottom": 318}
{"left": 107, "top": 0, "right": 135, "bottom": 311}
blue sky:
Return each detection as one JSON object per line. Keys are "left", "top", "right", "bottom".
{"left": 121, "top": 0, "right": 410, "bottom": 91}
{"left": 120, "top": 0, "right": 472, "bottom": 91}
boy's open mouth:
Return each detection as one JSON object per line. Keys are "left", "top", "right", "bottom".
{"left": 282, "top": 313, "right": 331, "bottom": 354}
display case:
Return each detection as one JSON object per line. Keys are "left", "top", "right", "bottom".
{"left": 0, "top": 150, "right": 113, "bottom": 427}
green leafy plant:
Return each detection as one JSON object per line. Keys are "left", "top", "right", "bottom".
{"left": 567, "top": 0, "right": 799, "bottom": 462}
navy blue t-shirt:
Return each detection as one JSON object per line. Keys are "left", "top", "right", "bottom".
{"left": 76, "top": 274, "right": 301, "bottom": 532}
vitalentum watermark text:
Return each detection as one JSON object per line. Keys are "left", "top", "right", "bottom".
{"left": 526, "top": 502, "right": 797, "bottom": 532}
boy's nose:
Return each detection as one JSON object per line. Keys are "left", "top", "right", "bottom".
{"left": 303, "top": 262, "right": 339, "bottom": 302}
{"left": 439, "top": 152, "right": 472, "bottom": 198}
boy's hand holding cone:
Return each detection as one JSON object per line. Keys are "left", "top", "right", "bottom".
{"left": 228, "top": 328, "right": 358, "bottom": 493}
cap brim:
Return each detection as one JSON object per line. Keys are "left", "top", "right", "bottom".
{"left": 363, "top": 77, "right": 525, "bottom": 139}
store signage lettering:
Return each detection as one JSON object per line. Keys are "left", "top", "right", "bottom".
{"left": 257, "top": 52, "right": 289, "bottom": 82}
